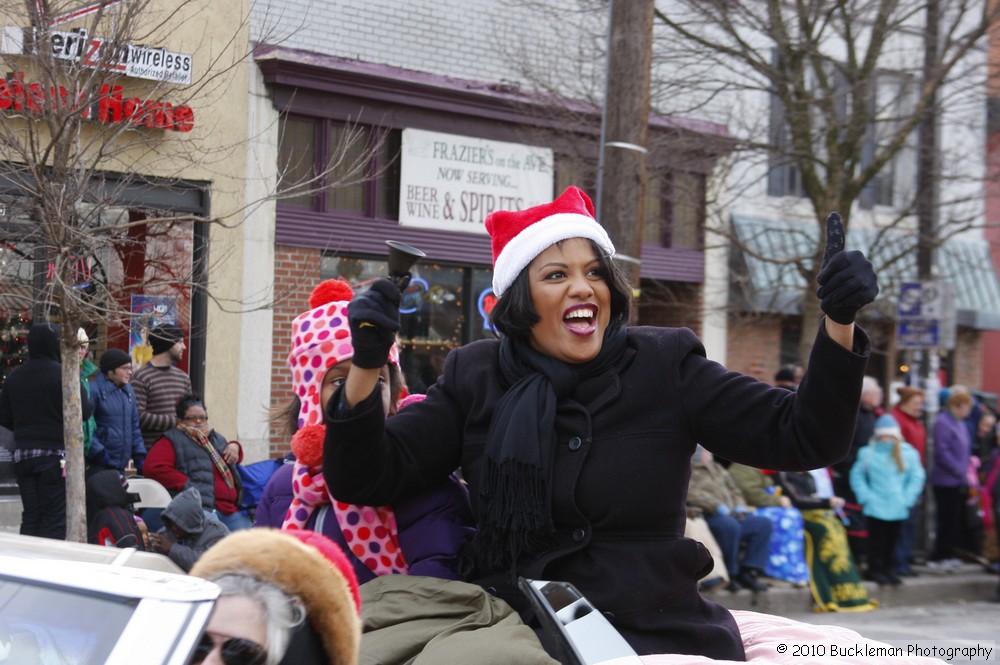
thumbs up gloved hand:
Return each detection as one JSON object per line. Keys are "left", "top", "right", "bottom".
{"left": 815, "top": 212, "right": 878, "bottom": 325}
{"left": 348, "top": 278, "right": 401, "bottom": 369}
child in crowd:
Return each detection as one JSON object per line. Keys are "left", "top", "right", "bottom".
{"left": 255, "top": 278, "right": 474, "bottom": 583}
{"left": 850, "top": 414, "right": 925, "bottom": 585}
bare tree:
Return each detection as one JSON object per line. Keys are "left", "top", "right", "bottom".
{"left": 654, "top": 0, "right": 999, "bottom": 362}
{"left": 0, "top": 0, "right": 381, "bottom": 541}
{"left": 498, "top": 1, "right": 996, "bottom": 363}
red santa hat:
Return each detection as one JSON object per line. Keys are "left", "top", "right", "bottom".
{"left": 485, "top": 186, "right": 615, "bottom": 296}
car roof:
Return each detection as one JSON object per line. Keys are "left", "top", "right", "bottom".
{"left": 0, "top": 530, "right": 187, "bottom": 575}
{"left": 0, "top": 532, "right": 219, "bottom": 665}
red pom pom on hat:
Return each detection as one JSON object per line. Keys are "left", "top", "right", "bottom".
{"left": 484, "top": 186, "right": 615, "bottom": 297}
{"left": 283, "top": 529, "right": 362, "bottom": 614}
{"left": 290, "top": 424, "right": 326, "bottom": 467}
{"left": 308, "top": 278, "right": 354, "bottom": 309}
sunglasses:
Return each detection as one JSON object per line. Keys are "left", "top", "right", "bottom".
{"left": 190, "top": 632, "right": 267, "bottom": 665}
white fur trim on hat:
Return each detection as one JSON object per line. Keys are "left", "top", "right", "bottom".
{"left": 492, "top": 213, "right": 615, "bottom": 296}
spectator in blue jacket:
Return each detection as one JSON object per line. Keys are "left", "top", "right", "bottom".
{"left": 88, "top": 348, "right": 146, "bottom": 475}
{"left": 850, "top": 414, "right": 924, "bottom": 585}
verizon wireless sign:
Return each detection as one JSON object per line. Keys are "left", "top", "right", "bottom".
{"left": 2, "top": 26, "right": 193, "bottom": 85}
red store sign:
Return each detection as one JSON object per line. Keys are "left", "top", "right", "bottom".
{"left": 0, "top": 71, "right": 194, "bottom": 132}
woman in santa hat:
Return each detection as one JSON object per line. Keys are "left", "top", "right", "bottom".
{"left": 321, "top": 186, "right": 878, "bottom": 659}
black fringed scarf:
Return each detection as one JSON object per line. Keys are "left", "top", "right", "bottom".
{"left": 474, "top": 323, "right": 628, "bottom": 576}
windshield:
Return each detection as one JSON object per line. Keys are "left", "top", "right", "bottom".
{"left": 0, "top": 579, "right": 138, "bottom": 665}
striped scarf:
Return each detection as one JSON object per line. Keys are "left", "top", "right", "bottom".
{"left": 177, "top": 423, "right": 234, "bottom": 489}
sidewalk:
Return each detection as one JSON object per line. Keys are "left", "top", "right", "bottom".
{"left": 705, "top": 561, "right": 999, "bottom": 615}
{"left": 4, "top": 493, "right": 997, "bottom": 614}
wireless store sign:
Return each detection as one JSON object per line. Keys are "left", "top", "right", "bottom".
{"left": 0, "top": 72, "right": 195, "bottom": 132}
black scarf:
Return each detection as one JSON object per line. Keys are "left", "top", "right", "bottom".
{"left": 474, "top": 323, "right": 628, "bottom": 575}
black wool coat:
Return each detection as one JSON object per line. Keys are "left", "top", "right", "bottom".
{"left": 325, "top": 324, "right": 870, "bottom": 659}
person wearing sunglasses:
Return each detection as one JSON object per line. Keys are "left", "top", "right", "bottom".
{"left": 190, "top": 528, "right": 362, "bottom": 665}
{"left": 188, "top": 573, "right": 303, "bottom": 665}
{"left": 144, "top": 394, "right": 253, "bottom": 532}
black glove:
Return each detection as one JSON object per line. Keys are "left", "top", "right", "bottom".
{"left": 815, "top": 212, "right": 878, "bottom": 325}
{"left": 348, "top": 278, "right": 401, "bottom": 369}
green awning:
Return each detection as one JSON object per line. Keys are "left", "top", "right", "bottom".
{"left": 730, "top": 214, "right": 1000, "bottom": 330}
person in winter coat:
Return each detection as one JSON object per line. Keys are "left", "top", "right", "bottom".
{"left": 87, "top": 349, "right": 146, "bottom": 474}
{"left": 322, "top": 187, "right": 878, "bottom": 659}
{"left": 687, "top": 448, "right": 773, "bottom": 593}
{"left": 255, "top": 278, "right": 474, "bottom": 584}
{"left": 85, "top": 468, "right": 145, "bottom": 548}
{"left": 775, "top": 469, "right": 875, "bottom": 613}
{"left": 76, "top": 328, "right": 99, "bottom": 458}
{"left": 144, "top": 394, "right": 252, "bottom": 532}
{"left": 727, "top": 462, "right": 808, "bottom": 586}
{"left": 931, "top": 388, "right": 974, "bottom": 565}
{"left": 190, "top": 528, "right": 362, "bottom": 665}
{"left": 148, "top": 487, "right": 229, "bottom": 571}
{"left": 890, "top": 386, "right": 927, "bottom": 465}
{"left": 849, "top": 414, "right": 925, "bottom": 586}
{"left": 0, "top": 323, "right": 93, "bottom": 540}
{"left": 888, "top": 385, "right": 927, "bottom": 577}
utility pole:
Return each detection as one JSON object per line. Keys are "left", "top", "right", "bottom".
{"left": 595, "top": 0, "right": 654, "bottom": 304}
{"left": 914, "top": 0, "right": 941, "bottom": 559}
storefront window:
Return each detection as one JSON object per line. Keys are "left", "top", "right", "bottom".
{"left": 277, "top": 116, "right": 401, "bottom": 217}
{"left": 277, "top": 116, "right": 316, "bottom": 207}
{"left": 320, "top": 255, "right": 494, "bottom": 394}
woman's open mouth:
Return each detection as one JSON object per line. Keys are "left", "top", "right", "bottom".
{"left": 563, "top": 305, "right": 598, "bottom": 334}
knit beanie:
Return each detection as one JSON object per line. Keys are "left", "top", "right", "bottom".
{"left": 873, "top": 413, "right": 902, "bottom": 441}
{"left": 149, "top": 323, "right": 184, "bottom": 356}
{"left": 99, "top": 348, "right": 132, "bottom": 374}
{"left": 190, "top": 528, "right": 361, "bottom": 665}
{"left": 484, "top": 185, "right": 615, "bottom": 297}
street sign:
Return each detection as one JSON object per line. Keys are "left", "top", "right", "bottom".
{"left": 897, "top": 320, "right": 939, "bottom": 348}
{"left": 896, "top": 281, "right": 956, "bottom": 350}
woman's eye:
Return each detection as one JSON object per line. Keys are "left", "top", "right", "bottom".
{"left": 544, "top": 270, "right": 566, "bottom": 280}
{"left": 329, "top": 377, "right": 346, "bottom": 389}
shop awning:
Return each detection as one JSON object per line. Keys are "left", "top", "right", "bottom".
{"left": 730, "top": 214, "right": 1000, "bottom": 330}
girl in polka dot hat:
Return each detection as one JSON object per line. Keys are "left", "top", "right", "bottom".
{"left": 256, "top": 278, "right": 474, "bottom": 584}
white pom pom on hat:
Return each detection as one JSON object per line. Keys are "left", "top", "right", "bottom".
{"left": 485, "top": 186, "right": 616, "bottom": 297}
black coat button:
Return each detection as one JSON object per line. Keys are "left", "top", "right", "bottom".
{"left": 568, "top": 436, "right": 583, "bottom": 451}
{"left": 572, "top": 528, "right": 586, "bottom": 542}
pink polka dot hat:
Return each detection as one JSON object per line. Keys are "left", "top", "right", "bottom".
{"left": 286, "top": 278, "right": 400, "bottom": 431}
{"left": 283, "top": 278, "right": 408, "bottom": 576}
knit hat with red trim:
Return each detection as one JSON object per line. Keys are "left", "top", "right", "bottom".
{"left": 484, "top": 185, "right": 615, "bottom": 297}
{"left": 287, "top": 279, "right": 399, "bottom": 432}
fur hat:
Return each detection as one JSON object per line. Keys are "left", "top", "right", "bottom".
{"left": 149, "top": 323, "right": 184, "bottom": 356}
{"left": 76, "top": 328, "right": 90, "bottom": 345}
{"left": 190, "top": 528, "right": 361, "bottom": 665}
{"left": 873, "top": 413, "right": 902, "bottom": 441}
{"left": 99, "top": 348, "right": 132, "bottom": 374}
{"left": 484, "top": 186, "right": 615, "bottom": 297}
